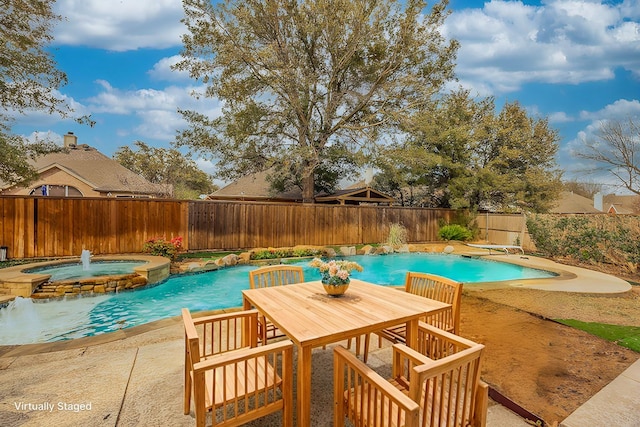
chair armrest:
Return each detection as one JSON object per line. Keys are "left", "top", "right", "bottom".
{"left": 418, "top": 321, "right": 478, "bottom": 348}
{"left": 193, "top": 339, "right": 293, "bottom": 372}
{"left": 392, "top": 343, "right": 434, "bottom": 366}
{"left": 391, "top": 343, "right": 434, "bottom": 380}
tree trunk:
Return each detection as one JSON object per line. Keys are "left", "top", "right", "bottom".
{"left": 302, "top": 170, "right": 315, "bottom": 203}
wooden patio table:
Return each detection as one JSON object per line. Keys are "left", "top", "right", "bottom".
{"left": 241, "top": 278, "right": 450, "bottom": 426}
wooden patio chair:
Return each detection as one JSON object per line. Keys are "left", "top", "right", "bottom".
{"left": 249, "top": 265, "right": 304, "bottom": 344}
{"left": 362, "top": 272, "right": 463, "bottom": 362}
{"left": 182, "top": 308, "right": 293, "bottom": 427}
{"left": 334, "top": 322, "right": 488, "bottom": 427}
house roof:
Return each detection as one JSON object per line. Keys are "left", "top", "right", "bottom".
{"left": 207, "top": 169, "right": 303, "bottom": 202}
{"left": 208, "top": 171, "right": 395, "bottom": 204}
{"left": 315, "top": 186, "right": 395, "bottom": 205}
{"left": 549, "top": 191, "right": 601, "bottom": 214}
{"left": 603, "top": 194, "right": 640, "bottom": 214}
{"left": 1, "top": 144, "right": 166, "bottom": 195}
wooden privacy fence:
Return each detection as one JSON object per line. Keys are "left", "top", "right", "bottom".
{"left": 474, "top": 213, "right": 535, "bottom": 251}
{"left": 0, "top": 196, "right": 189, "bottom": 259}
{"left": 188, "top": 200, "right": 455, "bottom": 249}
{"left": 0, "top": 196, "right": 457, "bottom": 258}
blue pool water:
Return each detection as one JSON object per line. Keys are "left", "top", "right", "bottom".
{"left": 0, "top": 253, "right": 555, "bottom": 344}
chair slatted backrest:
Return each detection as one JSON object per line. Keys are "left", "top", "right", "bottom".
{"left": 184, "top": 308, "right": 259, "bottom": 361}
{"left": 405, "top": 272, "right": 462, "bottom": 334}
{"left": 333, "top": 346, "right": 420, "bottom": 427}
{"left": 392, "top": 322, "right": 488, "bottom": 427}
{"left": 183, "top": 308, "right": 260, "bottom": 413}
{"left": 334, "top": 323, "right": 487, "bottom": 427}
{"left": 249, "top": 265, "right": 304, "bottom": 289}
{"left": 249, "top": 265, "right": 304, "bottom": 344}
{"left": 182, "top": 308, "right": 293, "bottom": 426}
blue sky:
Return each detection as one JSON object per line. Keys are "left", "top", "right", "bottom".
{"left": 11, "top": 0, "right": 640, "bottom": 191}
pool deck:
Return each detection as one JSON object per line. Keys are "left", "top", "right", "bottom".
{"left": 0, "top": 251, "right": 638, "bottom": 426}
{"left": 463, "top": 251, "right": 632, "bottom": 293}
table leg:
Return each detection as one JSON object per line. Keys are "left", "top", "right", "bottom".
{"left": 297, "top": 344, "right": 313, "bottom": 426}
{"left": 405, "top": 318, "right": 418, "bottom": 349}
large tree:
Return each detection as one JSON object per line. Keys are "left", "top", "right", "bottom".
{"left": 0, "top": 0, "right": 87, "bottom": 185}
{"left": 375, "top": 90, "right": 563, "bottom": 212}
{"left": 574, "top": 117, "right": 640, "bottom": 195}
{"left": 114, "top": 141, "right": 217, "bottom": 199}
{"left": 174, "top": 0, "right": 458, "bottom": 202}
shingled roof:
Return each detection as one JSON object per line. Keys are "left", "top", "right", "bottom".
{"left": 549, "top": 191, "right": 602, "bottom": 214}
{"left": 207, "top": 169, "right": 303, "bottom": 202}
{"left": 0, "top": 136, "right": 167, "bottom": 197}
{"left": 29, "top": 145, "right": 165, "bottom": 195}
{"left": 603, "top": 194, "right": 640, "bottom": 214}
{"left": 208, "top": 170, "right": 395, "bottom": 204}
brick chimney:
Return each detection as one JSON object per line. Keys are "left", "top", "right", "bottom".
{"left": 63, "top": 132, "right": 77, "bottom": 148}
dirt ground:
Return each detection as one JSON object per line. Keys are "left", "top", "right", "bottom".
{"left": 460, "top": 280, "right": 640, "bottom": 425}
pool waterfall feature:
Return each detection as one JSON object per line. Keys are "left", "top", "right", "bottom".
{"left": 0, "top": 255, "right": 171, "bottom": 298}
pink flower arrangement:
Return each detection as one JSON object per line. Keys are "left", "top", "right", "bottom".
{"left": 309, "top": 258, "right": 363, "bottom": 286}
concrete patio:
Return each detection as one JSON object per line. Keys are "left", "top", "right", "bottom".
{"left": 0, "top": 314, "right": 533, "bottom": 426}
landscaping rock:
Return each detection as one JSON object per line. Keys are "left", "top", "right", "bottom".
{"left": 374, "top": 246, "right": 391, "bottom": 255}
{"left": 339, "top": 246, "right": 356, "bottom": 256}
{"left": 396, "top": 244, "right": 410, "bottom": 253}
{"left": 358, "top": 245, "right": 375, "bottom": 255}
{"left": 186, "top": 262, "right": 201, "bottom": 271}
{"left": 238, "top": 252, "right": 251, "bottom": 263}
{"left": 323, "top": 247, "right": 337, "bottom": 258}
{"left": 202, "top": 261, "right": 219, "bottom": 272}
{"left": 218, "top": 254, "right": 239, "bottom": 266}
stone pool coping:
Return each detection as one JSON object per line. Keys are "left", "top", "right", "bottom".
{"left": 0, "top": 255, "right": 170, "bottom": 299}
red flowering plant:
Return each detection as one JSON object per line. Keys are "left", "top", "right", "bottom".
{"left": 143, "top": 236, "right": 183, "bottom": 259}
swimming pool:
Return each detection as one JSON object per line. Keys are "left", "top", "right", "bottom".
{"left": 0, "top": 253, "right": 555, "bottom": 345}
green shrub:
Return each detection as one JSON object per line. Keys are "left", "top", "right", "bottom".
{"left": 527, "top": 214, "right": 640, "bottom": 273}
{"left": 438, "top": 224, "right": 473, "bottom": 241}
{"left": 250, "top": 247, "right": 321, "bottom": 260}
{"left": 251, "top": 249, "right": 280, "bottom": 260}
{"left": 292, "top": 248, "right": 321, "bottom": 257}
{"left": 387, "top": 223, "right": 408, "bottom": 246}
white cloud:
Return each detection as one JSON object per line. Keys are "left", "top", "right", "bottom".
{"left": 445, "top": 0, "right": 640, "bottom": 95}
{"left": 548, "top": 111, "right": 573, "bottom": 123}
{"left": 84, "top": 80, "right": 222, "bottom": 141}
{"left": 134, "top": 109, "right": 185, "bottom": 140}
{"left": 579, "top": 99, "right": 640, "bottom": 121}
{"left": 53, "top": 0, "right": 185, "bottom": 51}
{"left": 25, "top": 131, "right": 64, "bottom": 146}
{"left": 9, "top": 89, "right": 90, "bottom": 127}
{"left": 148, "top": 55, "right": 191, "bottom": 81}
